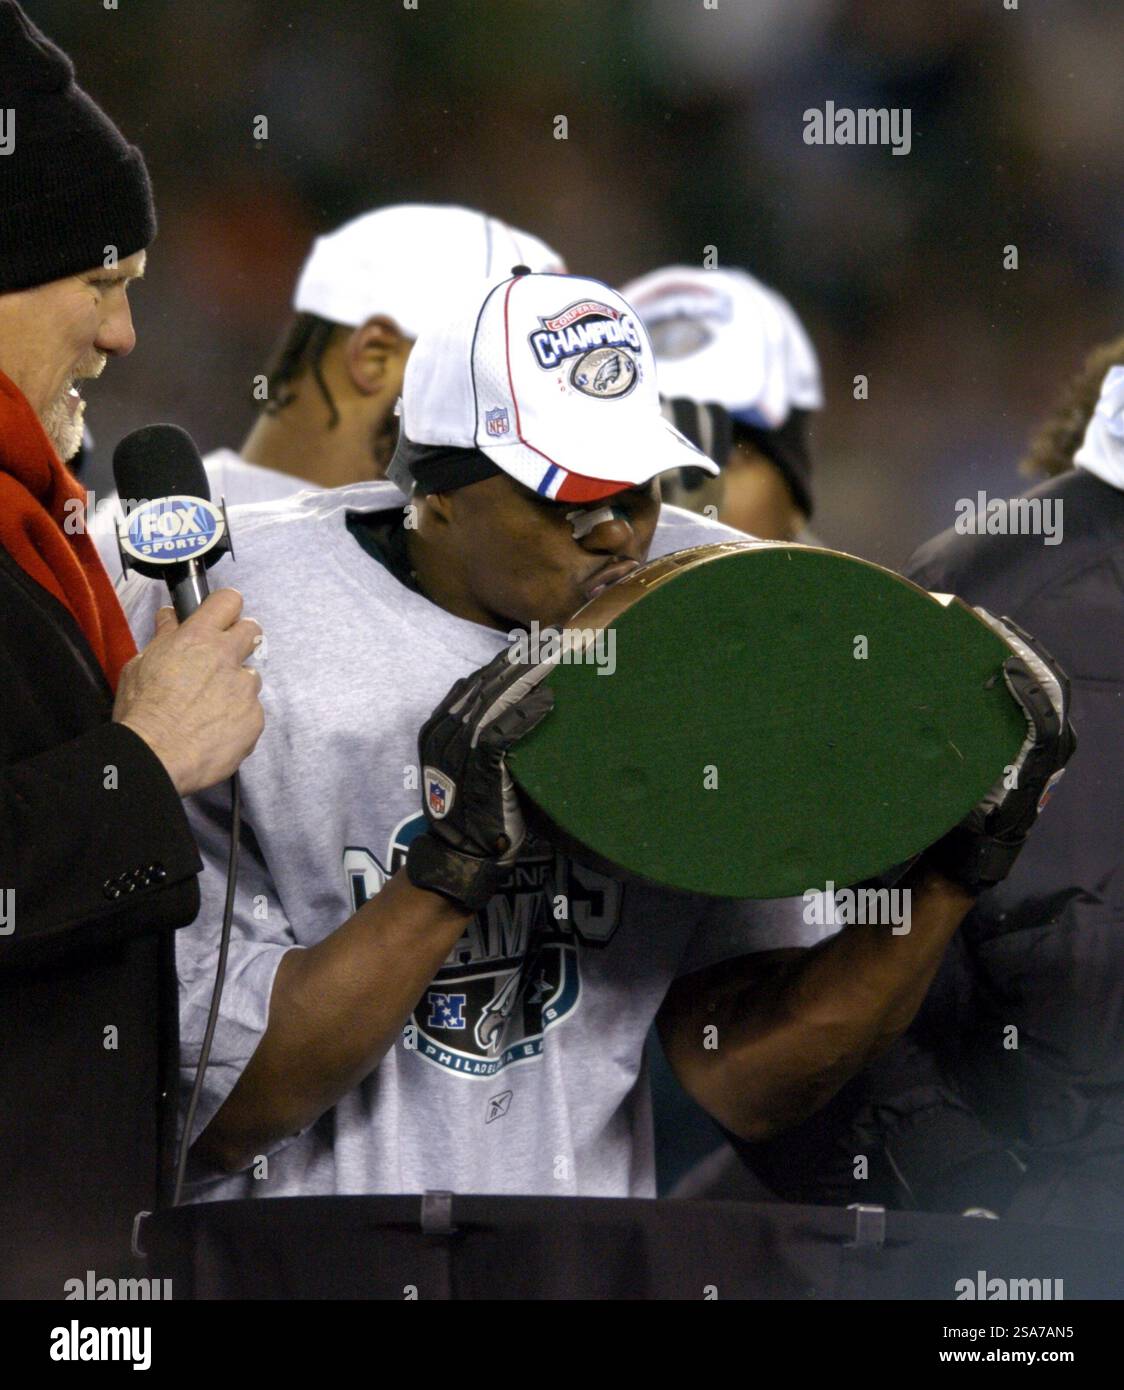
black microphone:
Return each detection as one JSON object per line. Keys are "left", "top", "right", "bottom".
{"left": 112, "top": 424, "right": 232, "bottom": 620}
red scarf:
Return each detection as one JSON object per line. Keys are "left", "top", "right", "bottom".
{"left": 0, "top": 370, "right": 136, "bottom": 691}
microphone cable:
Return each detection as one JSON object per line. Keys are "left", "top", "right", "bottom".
{"left": 172, "top": 771, "right": 242, "bottom": 1207}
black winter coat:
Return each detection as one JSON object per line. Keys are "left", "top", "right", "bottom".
{"left": 0, "top": 541, "right": 201, "bottom": 1297}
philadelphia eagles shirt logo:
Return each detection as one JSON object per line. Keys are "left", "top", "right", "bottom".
{"left": 344, "top": 812, "right": 624, "bottom": 1078}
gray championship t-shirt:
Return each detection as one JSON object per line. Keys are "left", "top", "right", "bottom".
{"left": 122, "top": 482, "right": 835, "bottom": 1202}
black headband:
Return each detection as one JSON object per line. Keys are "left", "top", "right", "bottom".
{"left": 387, "top": 434, "right": 502, "bottom": 495}
{"left": 662, "top": 396, "right": 815, "bottom": 518}
{"left": 662, "top": 398, "right": 734, "bottom": 495}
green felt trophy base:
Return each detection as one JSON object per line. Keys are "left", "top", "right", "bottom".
{"left": 508, "top": 542, "right": 1026, "bottom": 899}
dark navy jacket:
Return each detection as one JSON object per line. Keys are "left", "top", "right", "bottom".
{"left": 736, "top": 469, "right": 1124, "bottom": 1227}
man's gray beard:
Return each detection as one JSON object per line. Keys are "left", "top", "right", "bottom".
{"left": 39, "top": 393, "right": 84, "bottom": 462}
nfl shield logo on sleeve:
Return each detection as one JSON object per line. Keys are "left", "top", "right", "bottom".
{"left": 485, "top": 407, "right": 510, "bottom": 437}
{"left": 424, "top": 767, "right": 455, "bottom": 819}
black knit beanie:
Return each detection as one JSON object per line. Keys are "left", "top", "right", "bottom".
{"left": 0, "top": 0, "right": 156, "bottom": 294}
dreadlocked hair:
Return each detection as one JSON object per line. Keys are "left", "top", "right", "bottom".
{"left": 261, "top": 312, "right": 343, "bottom": 428}
{"left": 1022, "top": 333, "right": 1124, "bottom": 479}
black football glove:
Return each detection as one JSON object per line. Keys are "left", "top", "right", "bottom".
{"left": 925, "top": 609, "right": 1077, "bottom": 893}
{"left": 405, "top": 645, "right": 556, "bottom": 913}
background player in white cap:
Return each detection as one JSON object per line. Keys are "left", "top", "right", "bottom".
{"left": 229, "top": 203, "right": 564, "bottom": 499}
{"left": 621, "top": 265, "right": 823, "bottom": 541}
{"left": 121, "top": 270, "right": 1071, "bottom": 1202}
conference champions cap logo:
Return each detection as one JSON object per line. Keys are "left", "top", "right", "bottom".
{"left": 529, "top": 300, "right": 642, "bottom": 400}
{"left": 635, "top": 282, "right": 733, "bottom": 359}
{"left": 119, "top": 495, "right": 226, "bottom": 565}
{"left": 648, "top": 317, "right": 712, "bottom": 358}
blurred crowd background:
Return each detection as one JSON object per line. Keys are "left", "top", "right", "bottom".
{"left": 32, "top": 0, "right": 1123, "bottom": 568}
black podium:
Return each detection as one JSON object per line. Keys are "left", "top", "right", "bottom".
{"left": 141, "top": 1196, "right": 1124, "bottom": 1299}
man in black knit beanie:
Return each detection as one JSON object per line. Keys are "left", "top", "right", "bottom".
{"left": 0, "top": 0, "right": 156, "bottom": 460}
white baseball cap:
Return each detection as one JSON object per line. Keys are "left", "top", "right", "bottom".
{"left": 391, "top": 271, "right": 717, "bottom": 503}
{"left": 619, "top": 265, "right": 822, "bottom": 428}
{"left": 292, "top": 203, "right": 565, "bottom": 340}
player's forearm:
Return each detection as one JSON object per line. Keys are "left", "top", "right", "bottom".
{"left": 193, "top": 869, "right": 472, "bottom": 1173}
{"left": 680, "top": 867, "right": 974, "bottom": 1141}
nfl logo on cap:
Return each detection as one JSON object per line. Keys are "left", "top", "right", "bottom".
{"left": 485, "top": 407, "right": 509, "bottom": 437}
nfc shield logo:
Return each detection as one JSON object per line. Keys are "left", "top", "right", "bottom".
{"left": 427, "top": 992, "right": 467, "bottom": 1030}
{"left": 120, "top": 495, "right": 225, "bottom": 565}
